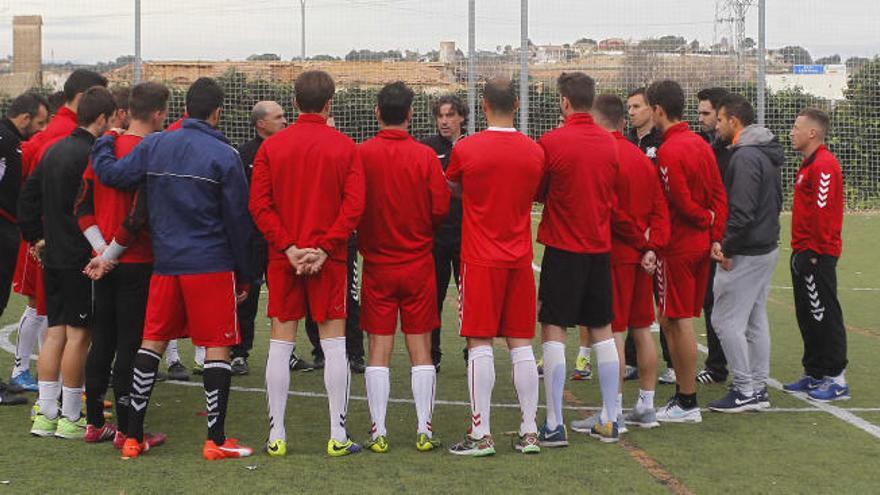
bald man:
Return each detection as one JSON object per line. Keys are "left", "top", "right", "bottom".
{"left": 231, "top": 101, "right": 288, "bottom": 375}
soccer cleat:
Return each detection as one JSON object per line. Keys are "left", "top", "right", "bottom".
{"left": 84, "top": 423, "right": 117, "bottom": 443}
{"left": 570, "top": 356, "right": 592, "bottom": 381}
{"left": 537, "top": 422, "right": 569, "bottom": 447}
{"left": 807, "top": 378, "right": 850, "bottom": 402}
{"left": 349, "top": 358, "right": 366, "bottom": 374}
{"left": 415, "top": 433, "right": 441, "bottom": 452}
{"left": 366, "top": 435, "right": 390, "bottom": 453}
{"left": 231, "top": 357, "right": 249, "bottom": 376}
{"left": 448, "top": 433, "right": 495, "bottom": 457}
{"left": 167, "top": 361, "right": 190, "bottom": 381}
{"left": 326, "top": 438, "right": 362, "bottom": 457}
{"left": 571, "top": 412, "right": 627, "bottom": 434}
{"left": 589, "top": 420, "right": 619, "bottom": 443}
{"left": 114, "top": 431, "right": 167, "bottom": 450}
{"left": 536, "top": 358, "right": 544, "bottom": 377}
{"left": 30, "top": 403, "right": 40, "bottom": 421}
{"left": 624, "top": 407, "right": 660, "bottom": 429}
{"left": 312, "top": 355, "right": 325, "bottom": 370}
{"left": 755, "top": 387, "right": 771, "bottom": 410}
{"left": 696, "top": 369, "right": 725, "bottom": 385}
{"left": 9, "top": 370, "right": 38, "bottom": 392}
{"left": 289, "top": 352, "right": 315, "bottom": 372}
{"left": 30, "top": 413, "right": 58, "bottom": 437}
{"left": 121, "top": 437, "right": 149, "bottom": 459}
{"left": 656, "top": 397, "right": 702, "bottom": 423}
{"left": 708, "top": 389, "right": 759, "bottom": 413}
{"left": 783, "top": 375, "right": 820, "bottom": 394}
{"left": 203, "top": 438, "right": 254, "bottom": 460}
{"left": 55, "top": 416, "right": 88, "bottom": 439}
{"left": 623, "top": 365, "right": 639, "bottom": 381}
{"left": 514, "top": 432, "right": 541, "bottom": 454}
{"left": 658, "top": 368, "right": 677, "bottom": 385}
{"left": 266, "top": 439, "right": 287, "bottom": 457}
{"left": 192, "top": 362, "right": 204, "bottom": 376}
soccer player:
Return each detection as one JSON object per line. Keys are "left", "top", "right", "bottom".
{"left": 77, "top": 82, "right": 172, "bottom": 447}
{"left": 446, "top": 77, "right": 544, "bottom": 457}
{"left": 421, "top": 94, "right": 467, "bottom": 371}
{"left": 534, "top": 73, "right": 620, "bottom": 445}
{"left": 357, "top": 82, "right": 450, "bottom": 453}
{"left": 695, "top": 87, "right": 732, "bottom": 386}
{"left": 646, "top": 80, "right": 727, "bottom": 423}
{"left": 707, "top": 94, "right": 782, "bottom": 413}
{"left": 108, "top": 86, "right": 131, "bottom": 131}
{"left": 783, "top": 108, "right": 849, "bottom": 402}
{"left": 250, "top": 70, "right": 365, "bottom": 457}
{"left": 91, "top": 77, "right": 255, "bottom": 460}
{"left": 10, "top": 70, "right": 107, "bottom": 393}
{"left": 19, "top": 87, "right": 117, "bottom": 439}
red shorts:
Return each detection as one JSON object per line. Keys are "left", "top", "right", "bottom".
{"left": 656, "top": 252, "right": 710, "bottom": 319}
{"left": 611, "top": 263, "right": 655, "bottom": 333}
{"left": 266, "top": 258, "right": 346, "bottom": 323}
{"left": 361, "top": 257, "right": 438, "bottom": 335}
{"left": 12, "top": 245, "right": 46, "bottom": 314}
{"left": 143, "top": 271, "right": 240, "bottom": 347}
{"left": 459, "top": 262, "right": 536, "bottom": 339}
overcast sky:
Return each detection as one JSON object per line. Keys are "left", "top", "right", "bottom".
{"left": 0, "top": 0, "right": 876, "bottom": 63}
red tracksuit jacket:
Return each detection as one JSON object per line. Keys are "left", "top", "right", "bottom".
{"left": 791, "top": 145, "right": 843, "bottom": 257}
{"left": 656, "top": 122, "right": 727, "bottom": 256}
{"left": 249, "top": 113, "right": 365, "bottom": 262}
{"left": 537, "top": 113, "right": 619, "bottom": 254}
{"left": 611, "top": 132, "right": 670, "bottom": 265}
{"left": 21, "top": 106, "right": 78, "bottom": 180}
{"left": 357, "top": 129, "right": 450, "bottom": 266}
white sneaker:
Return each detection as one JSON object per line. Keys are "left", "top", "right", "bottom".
{"left": 656, "top": 398, "right": 702, "bottom": 423}
{"left": 658, "top": 368, "right": 677, "bottom": 385}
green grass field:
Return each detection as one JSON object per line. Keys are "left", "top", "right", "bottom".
{"left": 0, "top": 214, "right": 878, "bottom": 494}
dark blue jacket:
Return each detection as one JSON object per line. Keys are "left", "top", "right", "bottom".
{"left": 91, "top": 119, "right": 253, "bottom": 281}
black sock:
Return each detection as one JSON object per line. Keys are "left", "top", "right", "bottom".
{"left": 129, "top": 348, "right": 161, "bottom": 442}
{"left": 678, "top": 392, "right": 697, "bottom": 409}
{"left": 203, "top": 360, "right": 232, "bottom": 445}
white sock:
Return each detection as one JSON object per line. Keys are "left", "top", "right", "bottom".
{"left": 165, "top": 339, "right": 180, "bottom": 366}
{"left": 321, "top": 337, "right": 350, "bottom": 442}
{"left": 636, "top": 389, "right": 655, "bottom": 410}
{"left": 467, "top": 345, "right": 494, "bottom": 439}
{"left": 578, "top": 346, "right": 591, "bottom": 361}
{"left": 37, "top": 316, "right": 48, "bottom": 351}
{"left": 411, "top": 365, "right": 436, "bottom": 437}
{"left": 594, "top": 338, "right": 620, "bottom": 423}
{"left": 832, "top": 371, "right": 847, "bottom": 386}
{"left": 541, "top": 341, "right": 566, "bottom": 429}
{"left": 13, "top": 306, "right": 44, "bottom": 377}
{"left": 265, "top": 339, "right": 293, "bottom": 443}
{"left": 61, "top": 386, "right": 83, "bottom": 421}
{"left": 616, "top": 393, "right": 623, "bottom": 418}
{"left": 37, "top": 380, "right": 61, "bottom": 419}
{"left": 511, "top": 346, "right": 539, "bottom": 436}
{"left": 194, "top": 346, "right": 206, "bottom": 366}
{"left": 365, "top": 366, "right": 390, "bottom": 439}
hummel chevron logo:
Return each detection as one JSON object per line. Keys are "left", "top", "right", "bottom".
{"left": 131, "top": 401, "right": 147, "bottom": 412}
{"left": 820, "top": 172, "right": 831, "bottom": 180}
{"left": 805, "top": 275, "right": 814, "bottom": 284}
{"left": 812, "top": 312, "right": 825, "bottom": 322}
{"left": 472, "top": 413, "right": 482, "bottom": 427}
{"left": 811, "top": 299, "right": 821, "bottom": 308}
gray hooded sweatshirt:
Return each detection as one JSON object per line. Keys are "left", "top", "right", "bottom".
{"left": 721, "top": 124, "right": 784, "bottom": 256}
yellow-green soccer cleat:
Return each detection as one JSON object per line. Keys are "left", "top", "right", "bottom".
{"left": 327, "top": 438, "right": 362, "bottom": 457}
{"left": 366, "top": 435, "right": 389, "bottom": 453}
{"left": 30, "top": 413, "right": 58, "bottom": 437}
{"left": 266, "top": 439, "right": 287, "bottom": 457}
{"left": 570, "top": 355, "right": 592, "bottom": 381}
{"left": 514, "top": 432, "right": 541, "bottom": 454}
{"left": 55, "top": 416, "right": 88, "bottom": 439}
{"left": 30, "top": 403, "right": 40, "bottom": 423}
{"left": 589, "top": 420, "right": 620, "bottom": 444}
{"left": 415, "top": 433, "right": 441, "bottom": 452}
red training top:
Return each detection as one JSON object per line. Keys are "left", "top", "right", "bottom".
{"left": 791, "top": 145, "right": 843, "bottom": 257}
{"left": 20, "top": 106, "right": 78, "bottom": 180}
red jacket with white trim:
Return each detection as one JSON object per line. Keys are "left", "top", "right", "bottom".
{"left": 791, "top": 145, "right": 843, "bottom": 257}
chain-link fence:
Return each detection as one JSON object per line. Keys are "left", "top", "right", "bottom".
{"left": 1, "top": 0, "right": 878, "bottom": 208}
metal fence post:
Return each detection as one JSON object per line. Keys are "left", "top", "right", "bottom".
{"left": 757, "top": 0, "right": 766, "bottom": 125}
{"left": 134, "top": 0, "right": 142, "bottom": 83}
{"left": 467, "top": 0, "right": 476, "bottom": 135}
{"left": 519, "top": 0, "right": 529, "bottom": 135}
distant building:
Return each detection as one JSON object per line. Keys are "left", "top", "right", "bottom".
{"left": 535, "top": 45, "right": 567, "bottom": 64}
{"left": 766, "top": 65, "right": 848, "bottom": 100}
{"left": 0, "top": 16, "right": 43, "bottom": 96}
{"left": 598, "top": 38, "right": 626, "bottom": 51}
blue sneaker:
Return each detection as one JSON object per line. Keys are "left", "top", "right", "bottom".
{"left": 708, "top": 389, "right": 759, "bottom": 413}
{"left": 783, "top": 375, "right": 820, "bottom": 394}
{"left": 807, "top": 378, "right": 850, "bottom": 402}
{"left": 10, "top": 370, "right": 38, "bottom": 392}
{"left": 537, "top": 422, "right": 568, "bottom": 447}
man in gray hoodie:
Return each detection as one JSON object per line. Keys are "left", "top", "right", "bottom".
{"left": 707, "top": 94, "right": 784, "bottom": 413}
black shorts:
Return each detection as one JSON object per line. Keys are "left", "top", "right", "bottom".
{"left": 44, "top": 267, "right": 93, "bottom": 328}
{"left": 538, "top": 247, "right": 613, "bottom": 328}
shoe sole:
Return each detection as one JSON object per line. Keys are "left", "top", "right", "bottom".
{"left": 30, "top": 429, "right": 55, "bottom": 437}
{"left": 588, "top": 433, "right": 619, "bottom": 443}
{"left": 569, "top": 375, "right": 592, "bottom": 381}
{"left": 657, "top": 414, "right": 702, "bottom": 423}
{"left": 708, "top": 404, "right": 760, "bottom": 413}
{"left": 54, "top": 432, "right": 86, "bottom": 439}
{"left": 658, "top": 379, "right": 676, "bottom": 385}
{"left": 515, "top": 445, "right": 541, "bottom": 454}
{"left": 625, "top": 420, "right": 660, "bottom": 429}
{"left": 809, "top": 395, "right": 850, "bottom": 403}
{"left": 537, "top": 439, "right": 569, "bottom": 447}
{"left": 448, "top": 447, "right": 496, "bottom": 457}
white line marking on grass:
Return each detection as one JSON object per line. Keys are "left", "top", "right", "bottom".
{"left": 770, "top": 285, "right": 880, "bottom": 292}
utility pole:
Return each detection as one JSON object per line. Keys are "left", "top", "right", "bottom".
{"left": 300, "top": 0, "right": 306, "bottom": 61}
{"left": 467, "top": 0, "right": 475, "bottom": 134}
{"left": 134, "top": 0, "right": 142, "bottom": 83}
{"left": 519, "top": 0, "right": 528, "bottom": 135}
{"left": 757, "top": 0, "right": 766, "bottom": 125}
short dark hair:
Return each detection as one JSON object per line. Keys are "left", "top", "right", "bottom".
{"left": 557, "top": 72, "right": 595, "bottom": 110}
{"left": 718, "top": 93, "right": 755, "bottom": 127}
{"left": 294, "top": 70, "right": 335, "bottom": 113}
{"left": 111, "top": 86, "right": 131, "bottom": 111}
{"left": 77, "top": 86, "right": 117, "bottom": 126}
{"left": 129, "top": 82, "right": 170, "bottom": 121}
{"left": 696, "top": 87, "right": 730, "bottom": 111}
{"left": 646, "top": 80, "right": 685, "bottom": 121}
{"left": 431, "top": 94, "right": 468, "bottom": 122}
{"left": 377, "top": 81, "right": 414, "bottom": 126}
{"left": 185, "top": 77, "right": 224, "bottom": 120}
{"left": 626, "top": 87, "right": 647, "bottom": 100}
{"left": 483, "top": 77, "right": 517, "bottom": 115}
{"left": 48, "top": 91, "right": 65, "bottom": 115}
{"left": 63, "top": 69, "right": 108, "bottom": 102}
{"left": 6, "top": 92, "right": 49, "bottom": 120}
{"left": 593, "top": 93, "right": 626, "bottom": 127}
{"left": 799, "top": 107, "right": 831, "bottom": 137}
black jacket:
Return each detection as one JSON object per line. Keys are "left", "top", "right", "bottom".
{"left": 626, "top": 126, "right": 663, "bottom": 162}
{"left": 0, "top": 119, "right": 23, "bottom": 224}
{"left": 420, "top": 133, "right": 462, "bottom": 245}
{"left": 721, "top": 125, "right": 784, "bottom": 256}
{"left": 699, "top": 130, "right": 733, "bottom": 178}
{"left": 238, "top": 135, "right": 263, "bottom": 183}
{"left": 237, "top": 135, "right": 268, "bottom": 281}
{"left": 18, "top": 127, "right": 95, "bottom": 269}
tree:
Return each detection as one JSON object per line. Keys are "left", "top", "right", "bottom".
{"left": 574, "top": 38, "right": 596, "bottom": 46}
{"left": 845, "top": 56, "right": 871, "bottom": 73}
{"left": 308, "top": 54, "right": 339, "bottom": 61}
{"left": 815, "top": 54, "right": 841, "bottom": 65}
{"left": 246, "top": 53, "right": 281, "bottom": 61}
{"left": 742, "top": 37, "right": 756, "bottom": 50}
{"left": 689, "top": 39, "right": 700, "bottom": 52}
{"left": 778, "top": 45, "right": 812, "bottom": 64}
